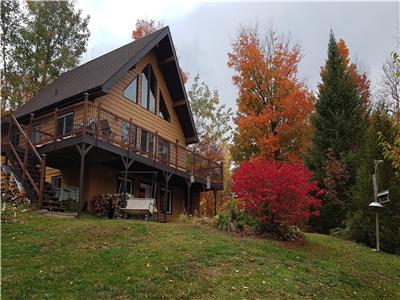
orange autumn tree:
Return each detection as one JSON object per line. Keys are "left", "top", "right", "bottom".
{"left": 131, "top": 19, "right": 189, "bottom": 84}
{"left": 228, "top": 26, "right": 314, "bottom": 163}
{"left": 336, "top": 39, "right": 370, "bottom": 105}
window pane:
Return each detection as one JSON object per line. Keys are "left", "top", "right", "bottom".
{"left": 123, "top": 78, "right": 137, "bottom": 102}
{"left": 65, "top": 113, "right": 74, "bottom": 134}
{"left": 149, "top": 92, "right": 156, "bottom": 113}
{"left": 141, "top": 72, "right": 148, "bottom": 109}
{"left": 141, "top": 130, "right": 148, "bottom": 152}
{"left": 159, "top": 92, "right": 170, "bottom": 121}
{"left": 140, "top": 182, "right": 153, "bottom": 198}
{"left": 149, "top": 67, "right": 157, "bottom": 113}
{"left": 148, "top": 133, "right": 154, "bottom": 154}
{"left": 31, "top": 125, "right": 41, "bottom": 143}
{"left": 57, "top": 118, "right": 64, "bottom": 136}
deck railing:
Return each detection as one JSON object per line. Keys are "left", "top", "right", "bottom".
{"left": 23, "top": 100, "right": 223, "bottom": 185}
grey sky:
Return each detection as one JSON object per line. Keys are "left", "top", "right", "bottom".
{"left": 78, "top": 1, "right": 399, "bottom": 111}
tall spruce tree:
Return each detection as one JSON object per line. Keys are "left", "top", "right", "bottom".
{"left": 308, "top": 32, "right": 367, "bottom": 233}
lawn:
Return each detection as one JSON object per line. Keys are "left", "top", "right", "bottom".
{"left": 2, "top": 209, "right": 400, "bottom": 299}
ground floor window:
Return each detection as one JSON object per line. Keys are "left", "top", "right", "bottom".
{"left": 117, "top": 177, "right": 133, "bottom": 194}
{"left": 160, "top": 188, "right": 172, "bottom": 214}
{"left": 51, "top": 175, "right": 62, "bottom": 198}
{"left": 139, "top": 182, "right": 153, "bottom": 198}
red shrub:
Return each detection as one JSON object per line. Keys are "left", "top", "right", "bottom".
{"left": 232, "top": 159, "right": 323, "bottom": 226}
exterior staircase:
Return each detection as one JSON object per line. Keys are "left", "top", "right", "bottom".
{"left": 1, "top": 114, "right": 51, "bottom": 208}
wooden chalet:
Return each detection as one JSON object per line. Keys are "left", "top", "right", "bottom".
{"left": 1, "top": 27, "right": 223, "bottom": 221}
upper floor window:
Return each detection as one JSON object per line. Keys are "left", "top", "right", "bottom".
{"left": 159, "top": 92, "right": 170, "bottom": 122}
{"left": 123, "top": 78, "right": 138, "bottom": 103}
{"left": 57, "top": 112, "right": 74, "bottom": 136}
{"left": 141, "top": 64, "right": 157, "bottom": 113}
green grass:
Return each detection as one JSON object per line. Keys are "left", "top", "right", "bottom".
{"left": 2, "top": 209, "right": 400, "bottom": 299}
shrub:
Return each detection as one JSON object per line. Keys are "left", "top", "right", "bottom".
{"left": 212, "top": 200, "right": 253, "bottom": 232}
{"left": 232, "top": 158, "right": 323, "bottom": 235}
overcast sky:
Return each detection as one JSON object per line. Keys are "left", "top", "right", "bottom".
{"left": 77, "top": 0, "right": 399, "bottom": 111}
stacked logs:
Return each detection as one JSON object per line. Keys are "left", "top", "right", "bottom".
{"left": 91, "top": 193, "right": 129, "bottom": 218}
{"left": 1, "top": 167, "right": 30, "bottom": 205}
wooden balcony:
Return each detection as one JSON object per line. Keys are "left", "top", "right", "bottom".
{"left": 4, "top": 100, "right": 223, "bottom": 186}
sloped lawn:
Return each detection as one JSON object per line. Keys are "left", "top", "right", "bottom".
{"left": 2, "top": 209, "right": 400, "bottom": 299}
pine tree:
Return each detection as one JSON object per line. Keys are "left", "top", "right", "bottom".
{"left": 308, "top": 32, "right": 368, "bottom": 233}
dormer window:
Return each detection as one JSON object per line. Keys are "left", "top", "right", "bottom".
{"left": 123, "top": 78, "right": 138, "bottom": 103}
{"left": 159, "top": 91, "right": 170, "bottom": 122}
{"left": 141, "top": 64, "right": 157, "bottom": 113}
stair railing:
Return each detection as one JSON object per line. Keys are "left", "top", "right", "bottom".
{"left": 7, "top": 114, "right": 46, "bottom": 206}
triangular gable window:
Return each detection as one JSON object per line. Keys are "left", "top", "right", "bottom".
{"left": 123, "top": 78, "right": 138, "bottom": 103}
{"left": 159, "top": 91, "right": 170, "bottom": 122}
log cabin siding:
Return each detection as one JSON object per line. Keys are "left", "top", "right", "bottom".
{"left": 95, "top": 51, "right": 186, "bottom": 146}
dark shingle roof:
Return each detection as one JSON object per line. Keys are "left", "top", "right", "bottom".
{"left": 14, "top": 28, "right": 165, "bottom": 118}
{"left": 14, "top": 26, "right": 198, "bottom": 143}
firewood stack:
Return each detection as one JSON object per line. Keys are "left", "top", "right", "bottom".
{"left": 90, "top": 193, "right": 128, "bottom": 218}
{"left": 1, "top": 167, "right": 30, "bottom": 205}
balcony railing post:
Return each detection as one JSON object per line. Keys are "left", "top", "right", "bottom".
{"left": 83, "top": 93, "right": 89, "bottom": 134}
{"left": 39, "top": 154, "right": 46, "bottom": 208}
{"left": 7, "top": 115, "right": 12, "bottom": 143}
{"left": 175, "top": 140, "right": 178, "bottom": 171}
{"left": 128, "top": 118, "right": 133, "bottom": 153}
{"left": 96, "top": 103, "right": 101, "bottom": 139}
{"left": 154, "top": 132, "right": 159, "bottom": 164}
{"left": 53, "top": 108, "right": 59, "bottom": 142}
{"left": 23, "top": 113, "right": 34, "bottom": 179}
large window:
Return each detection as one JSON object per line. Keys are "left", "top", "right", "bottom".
{"left": 159, "top": 92, "right": 170, "bottom": 122}
{"left": 140, "top": 130, "right": 154, "bottom": 154}
{"left": 51, "top": 176, "right": 62, "bottom": 188}
{"left": 123, "top": 78, "right": 138, "bottom": 103}
{"left": 141, "top": 64, "right": 157, "bottom": 113}
{"left": 57, "top": 112, "right": 74, "bottom": 136}
{"left": 117, "top": 177, "right": 133, "bottom": 194}
{"left": 31, "top": 124, "right": 41, "bottom": 144}
{"left": 160, "top": 188, "right": 172, "bottom": 214}
{"left": 158, "top": 138, "right": 170, "bottom": 162}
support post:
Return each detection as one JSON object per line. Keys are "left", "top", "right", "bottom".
{"left": 76, "top": 143, "right": 93, "bottom": 217}
{"left": 162, "top": 171, "right": 172, "bottom": 223}
{"left": 185, "top": 178, "right": 192, "bottom": 215}
{"left": 213, "top": 189, "right": 218, "bottom": 216}
{"left": 39, "top": 154, "right": 46, "bottom": 208}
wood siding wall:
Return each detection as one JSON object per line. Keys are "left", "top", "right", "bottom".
{"left": 95, "top": 50, "right": 186, "bottom": 146}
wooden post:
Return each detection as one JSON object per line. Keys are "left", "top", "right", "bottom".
{"left": 213, "top": 189, "right": 218, "bottom": 216}
{"left": 76, "top": 143, "right": 93, "bottom": 217}
{"left": 96, "top": 103, "right": 101, "bottom": 139}
{"left": 162, "top": 171, "right": 172, "bottom": 223}
{"left": 175, "top": 140, "right": 178, "bottom": 170}
{"left": 186, "top": 178, "right": 192, "bottom": 215}
{"left": 39, "top": 154, "right": 46, "bottom": 208}
{"left": 23, "top": 113, "right": 34, "bottom": 179}
{"left": 83, "top": 93, "right": 89, "bottom": 134}
{"left": 154, "top": 131, "right": 159, "bottom": 164}
{"left": 128, "top": 118, "right": 133, "bottom": 153}
{"left": 53, "top": 108, "right": 59, "bottom": 142}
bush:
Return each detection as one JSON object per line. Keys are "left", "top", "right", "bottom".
{"left": 232, "top": 158, "right": 323, "bottom": 239}
{"left": 212, "top": 200, "right": 253, "bottom": 232}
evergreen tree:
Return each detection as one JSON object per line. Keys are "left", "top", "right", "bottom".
{"left": 346, "top": 108, "right": 400, "bottom": 254}
{"left": 308, "top": 32, "right": 367, "bottom": 233}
